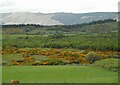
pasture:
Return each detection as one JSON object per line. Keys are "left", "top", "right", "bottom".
{"left": 2, "top": 66, "right": 118, "bottom": 83}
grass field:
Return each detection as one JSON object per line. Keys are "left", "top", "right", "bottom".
{"left": 2, "top": 66, "right": 118, "bottom": 83}
{"left": 0, "top": 66, "right": 2, "bottom": 84}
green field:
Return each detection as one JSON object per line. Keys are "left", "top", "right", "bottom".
{"left": 2, "top": 66, "right": 118, "bottom": 83}
{"left": 0, "top": 66, "right": 2, "bottom": 84}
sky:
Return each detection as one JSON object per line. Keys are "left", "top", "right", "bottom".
{"left": 0, "top": 0, "right": 120, "bottom": 13}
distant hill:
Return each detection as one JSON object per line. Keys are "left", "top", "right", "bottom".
{"left": 1, "top": 12, "right": 117, "bottom": 25}
{"left": 2, "top": 19, "right": 117, "bottom": 34}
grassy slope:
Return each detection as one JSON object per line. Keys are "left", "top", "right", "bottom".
{"left": 93, "top": 58, "right": 119, "bottom": 72}
{"left": 2, "top": 66, "right": 118, "bottom": 83}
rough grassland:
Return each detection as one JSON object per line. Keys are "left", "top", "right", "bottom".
{"left": 2, "top": 66, "right": 118, "bottom": 83}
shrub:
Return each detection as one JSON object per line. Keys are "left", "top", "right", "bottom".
{"left": 32, "top": 61, "right": 40, "bottom": 66}
{"left": 2, "top": 61, "right": 7, "bottom": 66}
{"left": 40, "top": 58, "right": 65, "bottom": 65}
{"left": 61, "top": 60, "right": 70, "bottom": 65}
{"left": 86, "top": 52, "right": 100, "bottom": 63}
{"left": 50, "top": 33, "right": 65, "bottom": 39}
{"left": 16, "top": 59, "right": 24, "bottom": 63}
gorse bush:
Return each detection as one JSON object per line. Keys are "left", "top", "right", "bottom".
{"left": 39, "top": 58, "right": 66, "bottom": 65}
{"left": 2, "top": 47, "right": 120, "bottom": 66}
{"left": 86, "top": 52, "right": 100, "bottom": 63}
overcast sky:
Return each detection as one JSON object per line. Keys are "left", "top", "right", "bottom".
{"left": 0, "top": 0, "right": 119, "bottom": 13}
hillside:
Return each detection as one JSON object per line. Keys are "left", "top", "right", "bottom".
{"left": 1, "top": 12, "right": 117, "bottom": 25}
